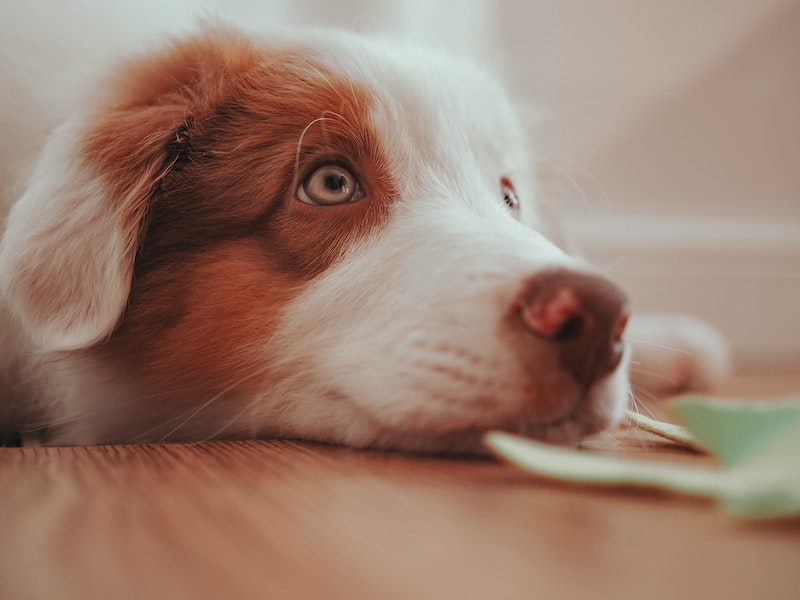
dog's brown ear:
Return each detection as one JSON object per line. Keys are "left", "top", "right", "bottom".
{"left": 0, "top": 27, "right": 258, "bottom": 350}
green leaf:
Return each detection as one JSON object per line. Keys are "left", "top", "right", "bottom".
{"left": 484, "top": 396, "right": 800, "bottom": 520}
{"left": 671, "top": 397, "right": 800, "bottom": 467}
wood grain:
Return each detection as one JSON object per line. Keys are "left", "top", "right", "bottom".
{"left": 2, "top": 377, "right": 799, "bottom": 600}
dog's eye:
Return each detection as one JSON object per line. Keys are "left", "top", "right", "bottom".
{"left": 501, "top": 177, "right": 520, "bottom": 215}
{"left": 298, "top": 164, "right": 360, "bottom": 206}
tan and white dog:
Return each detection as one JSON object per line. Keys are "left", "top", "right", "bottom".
{"left": 0, "top": 14, "right": 727, "bottom": 453}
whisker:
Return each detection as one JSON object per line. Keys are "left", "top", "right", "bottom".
{"left": 292, "top": 116, "right": 335, "bottom": 190}
{"left": 612, "top": 389, "right": 641, "bottom": 440}
{"left": 155, "top": 395, "right": 226, "bottom": 443}
{"left": 191, "top": 390, "right": 270, "bottom": 444}
{"left": 156, "top": 368, "right": 269, "bottom": 443}
{"left": 21, "top": 386, "right": 198, "bottom": 435}
{"left": 540, "top": 151, "right": 612, "bottom": 211}
{"left": 627, "top": 386, "right": 661, "bottom": 415}
{"left": 306, "top": 65, "right": 347, "bottom": 103}
{"left": 626, "top": 337, "right": 695, "bottom": 355}
{"left": 533, "top": 154, "right": 593, "bottom": 214}
{"left": 595, "top": 250, "right": 645, "bottom": 275}
{"left": 292, "top": 111, "right": 353, "bottom": 191}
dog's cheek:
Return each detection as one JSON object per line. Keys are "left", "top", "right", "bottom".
{"left": 105, "top": 242, "right": 297, "bottom": 398}
{"left": 270, "top": 216, "right": 544, "bottom": 424}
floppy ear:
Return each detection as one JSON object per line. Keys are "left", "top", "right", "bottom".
{"left": 0, "top": 111, "right": 182, "bottom": 351}
{"left": 0, "top": 28, "right": 257, "bottom": 351}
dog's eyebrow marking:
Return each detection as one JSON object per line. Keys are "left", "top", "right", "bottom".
{"left": 291, "top": 110, "right": 353, "bottom": 191}
{"left": 306, "top": 64, "right": 350, "bottom": 105}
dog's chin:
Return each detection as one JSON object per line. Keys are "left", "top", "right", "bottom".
{"left": 358, "top": 415, "right": 607, "bottom": 457}
{"left": 349, "top": 381, "right": 629, "bottom": 457}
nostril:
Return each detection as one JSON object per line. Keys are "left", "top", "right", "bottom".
{"left": 554, "top": 314, "right": 585, "bottom": 342}
{"left": 521, "top": 286, "right": 583, "bottom": 339}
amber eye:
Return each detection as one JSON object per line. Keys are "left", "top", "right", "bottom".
{"left": 501, "top": 177, "right": 519, "bottom": 214}
{"left": 298, "top": 164, "right": 360, "bottom": 206}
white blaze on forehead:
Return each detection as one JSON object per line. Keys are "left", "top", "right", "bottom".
{"left": 303, "top": 32, "right": 532, "bottom": 205}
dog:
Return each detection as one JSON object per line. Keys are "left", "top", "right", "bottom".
{"left": 0, "top": 17, "right": 728, "bottom": 453}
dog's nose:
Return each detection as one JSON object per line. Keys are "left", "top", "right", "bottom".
{"left": 519, "top": 269, "right": 629, "bottom": 389}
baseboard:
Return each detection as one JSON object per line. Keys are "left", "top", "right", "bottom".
{"left": 565, "top": 213, "right": 800, "bottom": 373}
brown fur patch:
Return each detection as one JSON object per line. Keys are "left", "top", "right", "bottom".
{"left": 80, "top": 27, "right": 396, "bottom": 413}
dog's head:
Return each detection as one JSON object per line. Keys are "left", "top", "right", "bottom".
{"left": 0, "top": 25, "right": 630, "bottom": 452}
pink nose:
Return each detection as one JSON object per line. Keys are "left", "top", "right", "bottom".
{"left": 519, "top": 269, "right": 629, "bottom": 389}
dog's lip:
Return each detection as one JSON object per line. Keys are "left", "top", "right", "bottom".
{"left": 353, "top": 400, "right": 601, "bottom": 455}
{"left": 328, "top": 362, "right": 623, "bottom": 451}
{"left": 371, "top": 399, "right": 591, "bottom": 453}
{"left": 477, "top": 373, "right": 625, "bottom": 448}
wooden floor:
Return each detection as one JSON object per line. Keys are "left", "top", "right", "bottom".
{"left": 2, "top": 376, "right": 799, "bottom": 600}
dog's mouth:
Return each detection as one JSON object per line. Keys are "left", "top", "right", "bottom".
{"left": 363, "top": 418, "right": 588, "bottom": 457}
{"left": 358, "top": 385, "right": 626, "bottom": 457}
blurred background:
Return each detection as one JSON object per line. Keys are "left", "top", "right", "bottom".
{"left": 29, "top": 0, "right": 800, "bottom": 374}
{"left": 205, "top": 0, "right": 796, "bottom": 375}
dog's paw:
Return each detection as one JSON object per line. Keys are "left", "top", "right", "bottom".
{"left": 626, "top": 313, "right": 732, "bottom": 398}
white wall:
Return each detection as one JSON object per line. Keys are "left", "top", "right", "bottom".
{"left": 498, "top": 0, "right": 800, "bottom": 372}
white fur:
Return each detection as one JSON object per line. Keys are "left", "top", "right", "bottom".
{"left": 0, "top": 118, "right": 137, "bottom": 351}
{"left": 0, "top": 9, "right": 727, "bottom": 452}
